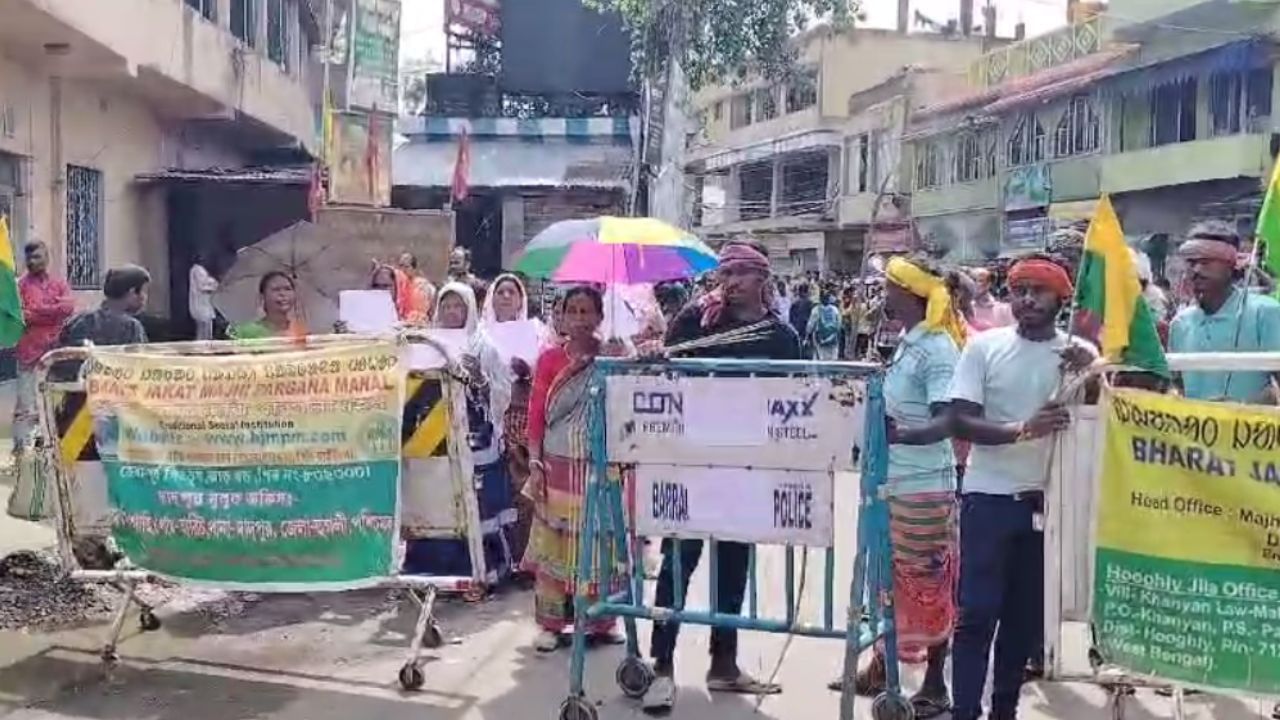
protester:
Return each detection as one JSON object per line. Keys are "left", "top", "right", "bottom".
{"left": 644, "top": 242, "right": 801, "bottom": 714}
{"left": 481, "top": 273, "right": 542, "bottom": 571}
{"left": 968, "top": 268, "right": 1015, "bottom": 332}
{"left": 947, "top": 255, "right": 1095, "bottom": 720}
{"left": 404, "top": 282, "right": 515, "bottom": 594}
{"left": 827, "top": 256, "right": 962, "bottom": 717}
{"left": 188, "top": 252, "right": 219, "bottom": 341}
{"left": 398, "top": 251, "right": 438, "bottom": 318}
{"left": 788, "top": 282, "right": 814, "bottom": 339}
{"left": 53, "top": 265, "right": 150, "bottom": 382}
{"left": 370, "top": 262, "right": 429, "bottom": 326}
{"left": 1168, "top": 221, "right": 1280, "bottom": 404}
{"left": 13, "top": 241, "right": 73, "bottom": 451}
{"left": 523, "top": 285, "right": 624, "bottom": 652}
{"left": 807, "top": 289, "right": 843, "bottom": 361}
{"left": 775, "top": 279, "right": 792, "bottom": 322}
{"left": 448, "top": 246, "right": 478, "bottom": 285}
{"left": 229, "top": 271, "right": 304, "bottom": 340}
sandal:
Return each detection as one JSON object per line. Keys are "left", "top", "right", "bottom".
{"left": 910, "top": 692, "right": 952, "bottom": 719}
{"left": 706, "top": 672, "right": 782, "bottom": 696}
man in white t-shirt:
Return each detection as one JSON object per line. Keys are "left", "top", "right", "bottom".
{"left": 947, "top": 255, "right": 1095, "bottom": 720}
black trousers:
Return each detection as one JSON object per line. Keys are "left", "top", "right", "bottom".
{"left": 650, "top": 538, "right": 751, "bottom": 673}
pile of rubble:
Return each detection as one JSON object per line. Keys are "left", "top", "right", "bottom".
{"left": 0, "top": 550, "right": 120, "bottom": 630}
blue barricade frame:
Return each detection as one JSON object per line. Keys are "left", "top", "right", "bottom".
{"left": 557, "top": 357, "right": 905, "bottom": 720}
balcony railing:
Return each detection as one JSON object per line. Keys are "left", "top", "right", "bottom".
{"left": 968, "top": 16, "right": 1103, "bottom": 87}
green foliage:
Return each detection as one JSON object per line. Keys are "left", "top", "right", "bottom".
{"left": 585, "top": 0, "right": 860, "bottom": 90}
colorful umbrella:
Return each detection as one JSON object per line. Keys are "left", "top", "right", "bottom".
{"left": 515, "top": 216, "right": 718, "bottom": 284}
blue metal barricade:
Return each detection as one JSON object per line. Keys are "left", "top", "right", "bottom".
{"left": 556, "top": 357, "right": 905, "bottom": 720}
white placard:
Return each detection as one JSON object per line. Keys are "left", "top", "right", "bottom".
{"left": 339, "top": 290, "right": 398, "bottom": 333}
{"left": 485, "top": 319, "right": 542, "bottom": 364}
{"left": 406, "top": 329, "right": 471, "bottom": 370}
{"left": 608, "top": 376, "right": 866, "bottom": 471}
{"left": 634, "top": 465, "right": 834, "bottom": 547}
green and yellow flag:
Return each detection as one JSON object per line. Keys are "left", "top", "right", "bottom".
{"left": 1074, "top": 195, "right": 1169, "bottom": 377}
{"left": 1255, "top": 153, "right": 1280, "bottom": 292}
{"left": 0, "top": 217, "right": 26, "bottom": 348}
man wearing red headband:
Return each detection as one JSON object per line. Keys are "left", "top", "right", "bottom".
{"left": 644, "top": 241, "right": 801, "bottom": 713}
{"left": 1168, "top": 220, "right": 1280, "bottom": 404}
{"left": 946, "top": 254, "right": 1096, "bottom": 720}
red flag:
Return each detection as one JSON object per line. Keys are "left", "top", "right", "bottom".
{"left": 451, "top": 129, "right": 471, "bottom": 203}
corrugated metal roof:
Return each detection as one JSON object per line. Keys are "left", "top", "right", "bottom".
{"left": 135, "top": 166, "right": 312, "bottom": 185}
{"left": 916, "top": 46, "right": 1136, "bottom": 120}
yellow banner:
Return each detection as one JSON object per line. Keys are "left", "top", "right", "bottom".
{"left": 1097, "top": 388, "right": 1280, "bottom": 570}
{"left": 85, "top": 343, "right": 404, "bottom": 468}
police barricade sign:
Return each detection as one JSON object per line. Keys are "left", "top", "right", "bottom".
{"left": 607, "top": 375, "right": 865, "bottom": 547}
{"left": 84, "top": 342, "right": 405, "bottom": 590}
{"left": 1093, "top": 387, "right": 1280, "bottom": 694}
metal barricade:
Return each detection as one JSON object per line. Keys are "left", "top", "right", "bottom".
{"left": 34, "top": 331, "right": 484, "bottom": 691}
{"left": 1043, "top": 352, "right": 1280, "bottom": 720}
{"left": 556, "top": 358, "right": 901, "bottom": 720}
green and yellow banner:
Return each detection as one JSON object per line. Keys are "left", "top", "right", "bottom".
{"left": 85, "top": 342, "right": 405, "bottom": 590}
{"left": 1094, "top": 388, "right": 1280, "bottom": 693}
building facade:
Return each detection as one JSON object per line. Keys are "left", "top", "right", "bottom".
{"left": 903, "top": 0, "right": 1280, "bottom": 271}
{"left": 686, "top": 27, "right": 998, "bottom": 275}
{"left": 0, "top": 0, "right": 319, "bottom": 324}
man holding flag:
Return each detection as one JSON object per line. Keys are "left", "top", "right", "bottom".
{"left": 1168, "top": 220, "right": 1280, "bottom": 404}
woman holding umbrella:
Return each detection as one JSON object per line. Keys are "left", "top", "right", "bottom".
{"left": 515, "top": 217, "right": 718, "bottom": 653}
{"left": 228, "top": 271, "right": 306, "bottom": 340}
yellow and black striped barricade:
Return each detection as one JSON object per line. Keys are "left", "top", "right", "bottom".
{"left": 33, "top": 332, "right": 481, "bottom": 692}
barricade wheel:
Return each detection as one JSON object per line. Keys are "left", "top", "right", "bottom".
{"left": 139, "top": 610, "right": 162, "bottom": 632}
{"left": 558, "top": 696, "right": 598, "bottom": 720}
{"left": 615, "top": 657, "right": 653, "bottom": 698}
{"left": 423, "top": 621, "right": 444, "bottom": 649}
{"left": 871, "top": 692, "right": 915, "bottom": 720}
{"left": 398, "top": 662, "right": 425, "bottom": 691}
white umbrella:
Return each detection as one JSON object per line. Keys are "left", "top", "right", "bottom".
{"left": 214, "top": 220, "right": 372, "bottom": 333}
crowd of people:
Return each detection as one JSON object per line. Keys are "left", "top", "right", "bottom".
{"left": 9, "top": 217, "right": 1280, "bottom": 719}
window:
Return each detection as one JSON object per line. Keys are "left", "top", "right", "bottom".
{"left": 712, "top": 101, "right": 724, "bottom": 121}
{"left": 1150, "top": 78, "right": 1197, "bottom": 147}
{"left": 267, "top": 0, "right": 289, "bottom": 67}
{"left": 753, "top": 87, "right": 778, "bottom": 122}
{"left": 730, "top": 93, "right": 753, "bottom": 129}
{"left": 66, "top": 166, "right": 102, "bottom": 290}
{"left": 1211, "top": 69, "right": 1274, "bottom": 136}
{"left": 1007, "top": 112, "right": 1046, "bottom": 167}
{"left": 779, "top": 151, "right": 830, "bottom": 215}
{"left": 739, "top": 161, "right": 773, "bottom": 220}
{"left": 954, "top": 132, "right": 987, "bottom": 182}
{"left": 858, "top": 134, "right": 871, "bottom": 193}
{"left": 786, "top": 68, "right": 818, "bottom": 113}
{"left": 184, "top": 0, "right": 216, "bottom": 20}
{"left": 1054, "top": 95, "right": 1099, "bottom": 157}
{"left": 232, "top": 0, "right": 257, "bottom": 47}
{"left": 915, "top": 141, "right": 942, "bottom": 189}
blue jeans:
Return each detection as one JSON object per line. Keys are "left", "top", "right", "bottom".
{"left": 952, "top": 493, "right": 1044, "bottom": 720}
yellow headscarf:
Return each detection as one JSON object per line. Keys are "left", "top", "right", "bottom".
{"left": 885, "top": 257, "right": 967, "bottom": 349}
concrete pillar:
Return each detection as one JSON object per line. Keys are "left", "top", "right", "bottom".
{"left": 897, "top": 0, "right": 910, "bottom": 33}
{"left": 770, "top": 155, "right": 783, "bottom": 218}
{"left": 726, "top": 166, "right": 741, "bottom": 223}
{"left": 216, "top": 0, "right": 231, "bottom": 28}
{"left": 501, "top": 194, "right": 525, "bottom": 269}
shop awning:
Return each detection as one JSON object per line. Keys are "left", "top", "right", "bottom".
{"left": 692, "top": 129, "right": 844, "bottom": 172}
{"left": 393, "top": 138, "right": 634, "bottom": 189}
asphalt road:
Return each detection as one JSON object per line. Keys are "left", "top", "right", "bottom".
{"left": 0, "top": 471, "right": 1272, "bottom": 720}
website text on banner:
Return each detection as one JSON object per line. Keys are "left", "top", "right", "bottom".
{"left": 1093, "top": 388, "right": 1280, "bottom": 694}
{"left": 84, "top": 342, "right": 406, "bottom": 590}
